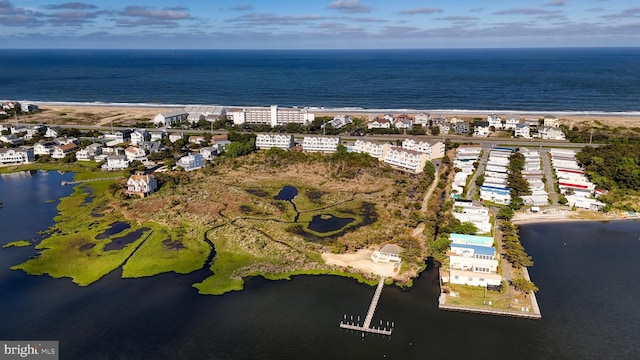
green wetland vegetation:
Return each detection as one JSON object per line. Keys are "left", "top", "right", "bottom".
{"left": 10, "top": 150, "right": 435, "bottom": 294}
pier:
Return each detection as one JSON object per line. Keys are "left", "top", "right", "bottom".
{"left": 61, "top": 177, "right": 123, "bottom": 186}
{"left": 339, "top": 276, "right": 394, "bottom": 336}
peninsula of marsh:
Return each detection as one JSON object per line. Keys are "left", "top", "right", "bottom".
{"left": 12, "top": 149, "right": 435, "bottom": 295}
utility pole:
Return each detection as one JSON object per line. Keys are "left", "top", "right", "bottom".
{"left": 589, "top": 129, "right": 593, "bottom": 145}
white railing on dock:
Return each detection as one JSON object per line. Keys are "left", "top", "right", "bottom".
{"left": 339, "top": 276, "right": 394, "bottom": 336}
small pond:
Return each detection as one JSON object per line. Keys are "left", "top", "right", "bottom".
{"left": 307, "top": 214, "right": 355, "bottom": 233}
{"left": 273, "top": 186, "right": 298, "bottom": 201}
{"left": 96, "top": 222, "right": 131, "bottom": 240}
{"left": 104, "top": 227, "right": 150, "bottom": 251}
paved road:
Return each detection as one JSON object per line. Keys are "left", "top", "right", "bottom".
{"left": 539, "top": 148, "right": 559, "bottom": 205}
{"left": 465, "top": 148, "right": 490, "bottom": 200}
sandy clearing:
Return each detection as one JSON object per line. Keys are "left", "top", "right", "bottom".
{"left": 322, "top": 249, "right": 398, "bottom": 278}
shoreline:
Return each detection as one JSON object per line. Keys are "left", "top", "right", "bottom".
{"left": 6, "top": 100, "right": 640, "bottom": 117}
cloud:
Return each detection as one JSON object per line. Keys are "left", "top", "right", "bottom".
{"left": 601, "top": 7, "right": 640, "bottom": 19}
{"left": 327, "top": 0, "right": 371, "bottom": 14}
{"left": 586, "top": 8, "right": 604, "bottom": 12}
{"left": 438, "top": 16, "right": 479, "bottom": 22}
{"left": 232, "top": 4, "right": 253, "bottom": 11}
{"left": 399, "top": 8, "right": 443, "bottom": 15}
{"left": 0, "top": 14, "right": 42, "bottom": 26}
{"left": 545, "top": 0, "right": 567, "bottom": 6}
{"left": 120, "top": 6, "right": 190, "bottom": 20}
{"left": 470, "top": 8, "right": 483, "bottom": 13}
{"left": 0, "top": 0, "right": 24, "bottom": 15}
{"left": 493, "top": 8, "right": 557, "bottom": 15}
{"left": 46, "top": 10, "right": 107, "bottom": 26}
{"left": 43, "top": 2, "right": 98, "bottom": 10}
{"left": 348, "top": 17, "right": 386, "bottom": 23}
{"left": 226, "top": 13, "right": 326, "bottom": 26}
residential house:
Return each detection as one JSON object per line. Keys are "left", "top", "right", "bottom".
{"left": 0, "top": 147, "right": 34, "bottom": 164}
{"left": 45, "top": 127, "right": 61, "bottom": 138}
{"left": 367, "top": 118, "right": 392, "bottom": 129}
{"left": 199, "top": 146, "right": 218, "bottom": 160}
{"left": 20, "top": 103, "right": 39, "bottom": 113}
{"left": 371, "top": 244, "right": 403, "bottom": 263}
{"left": 124, "top": 146, "right": 147, "bottom": 162}
{"left": 103, "top": 155, "right": 129, "bottom": 171}
{"left": 2, "top": 101, "right": 20, "bottom": 111}
{"left": 139, "top": 141, "right": 163, "bottom": 154}
{"left": 51, "top": 143, "right": 78, "bottom": 159}
{"left": 33, "top": 141, "right": 57, "bottom": 156}
{"left": 487, "top": 114, "right": 503, "bottom": 130}
{"left": 177, "top": 153, "right": 205, "bottom": 171}
{"left": 153, "top": 110, "right": 188, "bottom": 127}
{"left": 125, "top": 174, "right": 158, "bottom": 198}
{"left": 53, "top": 137, "right": 78, "bottom": 146}
{"left": 168, "top": 133, "right": 185, "bottom": 143}
{"left": 447, "top": 233, "right": 502, "bottom": 288}
{"left": 394, "top": 117, "right": 413, "bottom": 130}
{"left": 188, "top": 135, "right": 206, "bottom": 145}
{"left": 514, "top": 123, "right": 531, "bottom": 138}
{"left": 351, "top": 140, "right": 388, "bottom": 160}
{"left": 523, "top": 118, "right": 540, "bottom": 127}
{"left": 149, "top": 130, "right": 166, "bottom": 142}
{"left": 0, "top": 134, "right": 22, "bottom": 145}
{"left": 504, "top": 116, "right": 520, "bottom": 130}
{"left": 104, "top": 129, "right": 132, "bottom": 146}
{"left": 184, "top": 105, "right": 225, "bottom": 123}
{"left": 209, "top": 134, "right": 231, "bottom": 151}
{"left": 454, "top": 121, "right": 470, "bottom": 135}
{"left": 383, "top": 147, "right": 429, "bottom": 173}
{"left": 255, "top": 134, "right": 295, "bottom": 150}
{"left": 543, "top": 116, "right": 559, "bottom": 128}
{"left": 130, "top": 130, "right": 149, "bottom": 145}
{"left": 538, "top": 126, "right": 566, "bottom": 140}
{"left": 414, "top": 113, "right": 431, "bottom": 127}
{"left": 76, "top": 143, "right": 103, "bottom": 161}
{"left": 302, "top": 136, "right": 340, "bottom": 153}
{"left": 329, "top": 115, "right": 352, "bottom": 129}
{"left": 473, "top": 121, "right": 491, "bottom": 137}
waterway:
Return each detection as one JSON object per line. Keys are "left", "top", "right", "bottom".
{"left": 1, "top": 172, "right": 638, "bottom": 359}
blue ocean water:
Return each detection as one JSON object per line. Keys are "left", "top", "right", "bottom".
{"left": 0, "top": 48, "right": 639, "bottom": 112}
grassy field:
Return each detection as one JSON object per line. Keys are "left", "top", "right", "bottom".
{"left": 444, "top": 283, "right": 534, "bottom": 312}
{"left": 3, "top": 240, "right": 32, "bottom": 248}
{"left": 10, "top": 150, "right": 432, "bottom": 294}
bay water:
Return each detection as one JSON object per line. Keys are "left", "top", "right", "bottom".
{"left": 1, "top": 172, "right": 639, "bottom": 359}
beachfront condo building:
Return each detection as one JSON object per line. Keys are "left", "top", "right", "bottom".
{"left": 227, "top": 105, "right": 315, "bottom": 127}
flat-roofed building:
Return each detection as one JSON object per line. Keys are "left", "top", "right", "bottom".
{"left": 227, "top": 105, "right": 315, "bottom": 127}
{"left": 302, "top": 136, "right": 340, "bottom": 153}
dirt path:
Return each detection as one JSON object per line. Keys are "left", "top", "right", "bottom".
{"left": 322, "top": 249, "right": 397, "bottom": 277}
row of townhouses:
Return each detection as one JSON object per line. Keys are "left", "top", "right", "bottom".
{"left": 350, "top": 138, "right": 444, "bottom": 173}
{"left": 518, "top": 148, "right": 550, "bottom": 207}
{"left": 452, "top": 145, "right": 482, "bottom": 196}
{"left": 479, "top": 147, "right": 513, "bottom": 205}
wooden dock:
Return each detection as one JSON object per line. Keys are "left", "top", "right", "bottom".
{"left": 339, "top": 276, "right": 394, "bottom": 336}
{"left": 61, "top": 177, "right": 123, "bottom": 186}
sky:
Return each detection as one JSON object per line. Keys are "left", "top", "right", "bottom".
{"left": 1, "top": 0, "right": 639, "bottom": 49}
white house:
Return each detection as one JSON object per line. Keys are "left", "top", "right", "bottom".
{"left": 169, "top": 133, "right": 185, "bottom": 143}
{"left": 352, "top": 140, "right": 388, "bottom": 160}
{"left": 104, "top": 155, "right": 129, "bottom": 171}
{"left": 487, "top": 114, "right": 503, "bottom": 130}
{"left": 255, "top": 134, "right": 295, "bottom": 150}
{"left": 149, "top": 130, "right": 166, "bottom": 142}
{"left": 543, "top": 116, "right": 559, "bottom": 128}
{"left": 514, "top": 123, "right": 531, "bottom": 139}
{"left": 124, "top": 146, "right": 147, "bottom": 162}
{"left": 0, "top": 147, "right": 34, "bottom": 164}
{"left": 125, "top": 174, "right": 158, "bottom": 198}
{"left": 538, "top": 126, "right": 566, "bottom": 140}
{"left": 302, "top": 136, "right": 340, "bottom": 153}
{"left": 447, "top": 233, "right": 501, "bottom": 287}
{"left": 329, "top": 115, "right": 352, "bottom": 129}
{"left": 414, "top": 113, "right": 431, "bottom": 127}
{"left": 367, "top": 118, "right": 392, "bottom": 129}
{"left": 51, "top": 143, "right": 77, "bottom": 159}
{"left": 504, "top": 116, "right": 520, "bottom": 130}
{"left": 394, "top": 118, "right": 413, "bottom": 129}
{"left": 45, "top": 127, "right": 61, "bottom": 138}
{"left": 473, "top": 122, "right": 491, "bottom": 137}
{"left": 227, "top": 105, "right": 315, "bottom": 126}
{"left": 383, "top": 147, "right": 429, "bottom": 174}
{"left": 199, "top": 146, "right": 218, "bottom": 160}
{"left": 177, "top": 153, "right": 205, "bottom": 171}
{"left": 130, "top": 130, "right": 149, "bottom": 145}
{"left": 188, "top": 135, "right": 206, "bottom": 145}
{"left": 76, "top": 143, "right": 103, "bottom": 161}
{"left": 153, "top": 110, "right": 188, "bottom": 127}
{"left": 454, "top": 122, "right": 470, "bottom": 135}
{"left": 371, "top": 244, "right": 403, "bottom": 263}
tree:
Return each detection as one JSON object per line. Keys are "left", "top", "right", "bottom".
{"left": 429, "top": 126, "right": 440, "bottom": 136}
{"left": 475, "top": 174, "right": 485, "bottom": 187}
{"left": 512, "top": 278, "right": 539, "bottom": 295}
{"left": 497, "top": 207, "right": 514, "bottom": 220}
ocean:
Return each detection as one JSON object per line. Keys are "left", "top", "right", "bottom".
{"left": 1, "top": 48, "right": 639, "bottom": 112}
{"left": 1, "top": 172, "right": 640, "bottom": 359}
